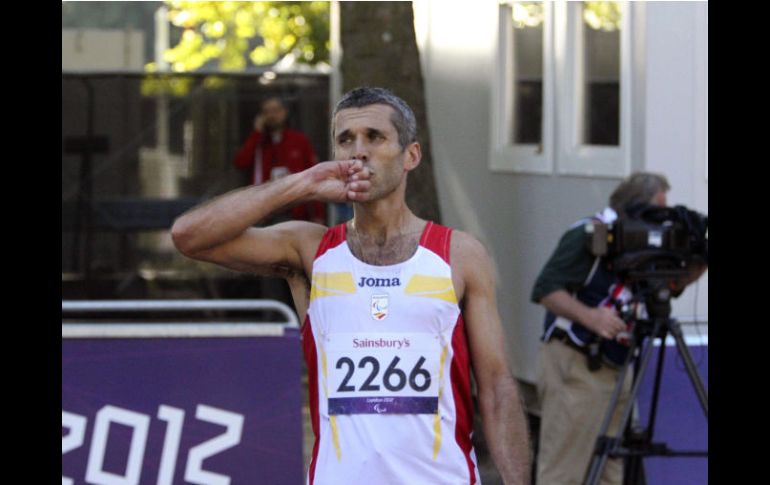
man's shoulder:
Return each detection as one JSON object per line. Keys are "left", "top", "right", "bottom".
{"left": 445, "top": 229, "right": 496, "bottom": 296}
{"left": 268, "top": 220, "right": 334, "bottom": 274}
{"left": 413, "top": 222, "right": 485, "bottom": 270}
{"left": 559, "top": 218, "right": 595, "bottom": 245}
{"left": 449, "top": 227, "right": 481, "bottom": 247}
{"left": 448, "top": 228, "right": 490, "bottom": 265}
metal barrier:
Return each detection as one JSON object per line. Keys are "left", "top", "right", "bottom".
{"left": 62, "top": 299, "right": 300, "bottom": 338}
{"left": 62, "top": 299, "right": 305, "bottom": 485}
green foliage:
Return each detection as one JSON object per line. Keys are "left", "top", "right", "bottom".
{"left": 509, "top": 1, "right": 622, "bottom": 32}
{"left": 140, "top": 71, "right": 195, "bottom": 98}
{"left": 154, "top": 1, "right": 330, "bottom": 72}
{"left": 511, "top": 2, "right": 544, "bottom": 29}
{"left": 583, "top": 1, "right": 622, "bottom": 32}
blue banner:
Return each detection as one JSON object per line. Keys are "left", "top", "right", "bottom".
{"left": 62, "top": 328, "right": 304, "bottom": 485}
{"left": 638, "top": 340, "right": 708, "bottom": 485}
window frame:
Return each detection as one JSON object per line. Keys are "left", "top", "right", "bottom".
{"left": 556, "top": 0, "right": 633, "bottom": 178}
{"left": 490, "top": 1, "right": 554, "bottom": 174}
{"left": 490, "top": 1, "right": 634, "bottom": 178}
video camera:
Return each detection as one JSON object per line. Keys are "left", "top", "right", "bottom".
{"left": 582, "top": 205, "right": 710, "bottom": 485}
{"left": 587, "top": 204, "right": 708, "bottom": 281}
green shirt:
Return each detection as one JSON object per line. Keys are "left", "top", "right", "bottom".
{"left": 531, "top": 223, "right": 597, "bottom": 303}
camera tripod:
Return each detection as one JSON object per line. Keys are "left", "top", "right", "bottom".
{"left": 583, "top": 280, "right": 708, "bottom": 485}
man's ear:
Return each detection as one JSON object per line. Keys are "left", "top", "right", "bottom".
{"left": 404, "top": 142, "right": 422, "bottom": 172}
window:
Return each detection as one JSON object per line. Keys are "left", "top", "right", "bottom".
{"left": 511, "top": 3, "right": 544, "bottom": 145}
{"left": 491, "top": 1, "right": 633, "bottom": 178}
{"left": 581, "top": 3, "right": 621, "bottom": 146}
{"left": 490, "top": 1, "right": 554, "bottom": 174}
{"left": 557, "top": 1, "right": 631, "bottom": 177}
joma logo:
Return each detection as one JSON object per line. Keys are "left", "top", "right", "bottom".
{"left": 358, "top": 277, "right": 401, "bottom": 288}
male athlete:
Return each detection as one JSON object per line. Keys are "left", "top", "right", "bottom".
{"left": 171, "top": 87, "right": 531, "bottom": 485}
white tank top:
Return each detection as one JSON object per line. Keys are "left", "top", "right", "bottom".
{"left": 302, "top": 221, "right": 482, "bottom": 485}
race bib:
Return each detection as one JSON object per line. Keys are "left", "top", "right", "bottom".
{"left": 325, "top": 333, "right": 442, "bottom": 415}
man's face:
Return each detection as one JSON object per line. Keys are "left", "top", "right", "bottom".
{"left": 261, "top": 99, "right": 288, "bottom": 131}
{"left": 333, "top": 104, "right": 419, "bottom": 201}
{"left": 652, "top": 190, "right": 668, "bottom": 207}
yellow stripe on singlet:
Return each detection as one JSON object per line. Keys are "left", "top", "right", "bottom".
{"left": 432, "top": 344, "right": 449, "bottom": 460}
{"left": 320, "top": 346, "right": 342, "bottom": 460}
{"left": 405, "top": 275, "right": 458, "bottom": 304}
{"left": 320, "top": 347, "right": 329, "bottom": 397}
{"left": 330, "top": 416, "right": 342, "bottom": 461}
{"left": 310, "top": 272, "right": 357, "bottom": 301}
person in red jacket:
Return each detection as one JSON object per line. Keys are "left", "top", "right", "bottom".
{"left": 233, "top": 96, "right": 326, "bottom": 223}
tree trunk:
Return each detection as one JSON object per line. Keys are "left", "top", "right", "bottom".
{"left": 339, "top": 1, "right": 441, "bottom": 223}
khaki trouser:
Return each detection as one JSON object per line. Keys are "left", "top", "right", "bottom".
{"left": 536, "top": 339, "right": 632, "bottom": 485}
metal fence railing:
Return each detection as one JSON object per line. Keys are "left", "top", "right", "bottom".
{"left": 61, "top": 299, "right": 300, "bottom": 338}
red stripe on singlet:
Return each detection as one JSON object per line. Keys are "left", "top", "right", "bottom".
{"left": 450, "top": 314, "right": 477, "bottom": 484}
{"left": 419, "top": 221, "right": 452, "bottom": 263}
{"left": 314, "top": 223, "right": 347, "bottom": 259}
{"left": 423, "top": 221, "right": 474, "bottom": 480}
{"left": 301, "top": 315, "right": 320, "bottom": 485}
{"left": 305, "top": 223, "right": 346, "bottom": 484}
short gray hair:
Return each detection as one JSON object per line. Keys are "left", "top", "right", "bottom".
{"left": 609, "top": 172, "right": 671, "bottom": 218}
{"left": 332, "top": 87, "right": 417, "bottom": 150}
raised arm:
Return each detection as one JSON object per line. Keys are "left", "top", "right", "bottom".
{"left": 171, "top": 159, "right": 372, "bottom": 276}
{"left": 453, "top": 232, "right": 531, "bottom": 485}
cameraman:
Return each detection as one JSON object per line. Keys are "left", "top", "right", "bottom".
{"left": 530, "top": 172, "right": 706, "bottom": 485}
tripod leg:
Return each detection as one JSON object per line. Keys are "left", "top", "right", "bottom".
{"left": 623, "top": 338, "right": 669, "bottom": 485}
{"left": 583, "top": 353, "right": 635, "bottom": 484}
{"left": 584, "top": 321, "right": 662, "bottom": 485}
{"left": 668, "top": 320, "right": 708, "bottom": 418}
{"left": 644, "top": 333, "right": 669, "bottom": 448}
{"left": 583, "top": 360, "right": 632, "bottom": 485}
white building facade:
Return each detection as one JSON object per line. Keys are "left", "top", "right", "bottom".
{"left": 410, "top": 0, "right": 708, "bottom": 382}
